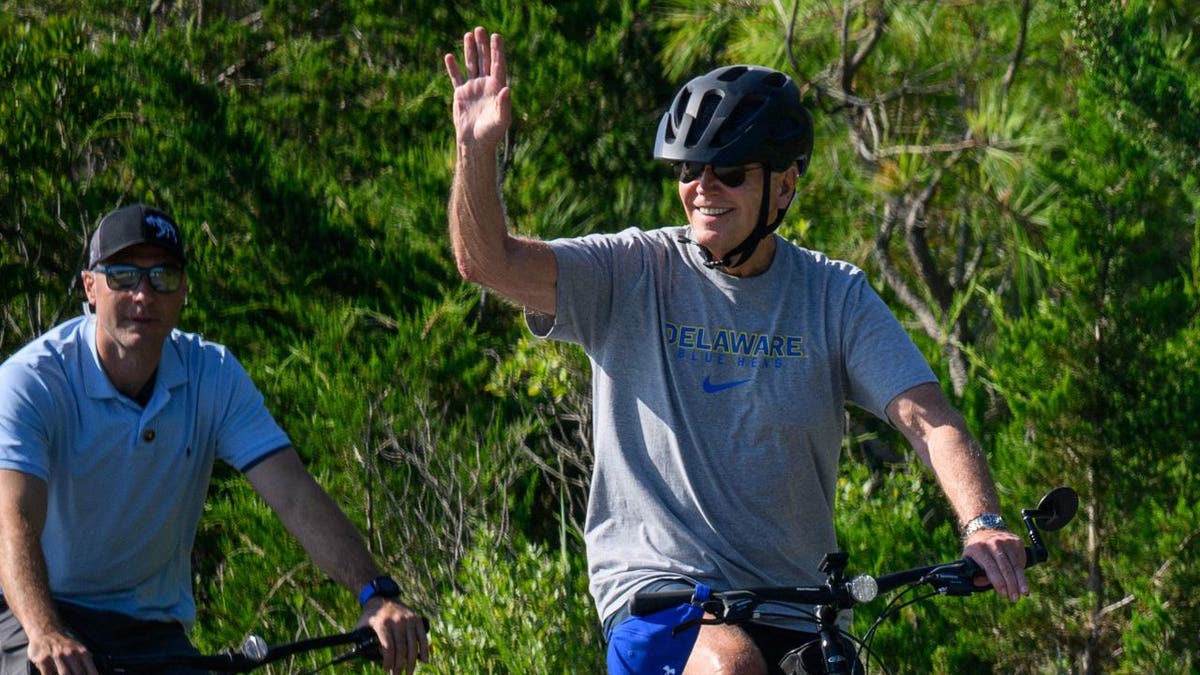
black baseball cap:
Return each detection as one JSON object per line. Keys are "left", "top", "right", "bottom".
{"left": 87, "top": 204, "right": 187, "bottom": 268}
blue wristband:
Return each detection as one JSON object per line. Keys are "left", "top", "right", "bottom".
{"left": 358, "top": 576, "right": 401, "bottom": 606}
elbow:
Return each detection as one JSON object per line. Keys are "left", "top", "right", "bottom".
{"left": 454, "top": 257, "right": 473, "bottom": 282}
{"left": 456, "top": 257, "right": 491, "bottom": 287}
{"left": 449, "top": 241, "right": 480, "bottom": 282}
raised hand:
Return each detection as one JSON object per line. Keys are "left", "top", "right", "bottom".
{"left": 444, "top": 27, "right": 511, "bottom": 149}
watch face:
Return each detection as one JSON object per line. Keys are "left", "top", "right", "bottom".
{"left": 375, "top": 576, "right": 400, "bottom": 597}
{"left": 981, "top": 514, "right": 1005, "bottom": 528}
{"left": 963, "top": 513, "right": 1007, "bottom": 539}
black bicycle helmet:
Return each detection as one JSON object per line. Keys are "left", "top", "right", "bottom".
{"left": 655, "top": 65, "right": 813, "bottom": 174}
{"left": 655, "top": 65, "right": 814, "bottom": 269}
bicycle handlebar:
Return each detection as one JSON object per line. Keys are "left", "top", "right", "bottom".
{"left": 97, "top": 620, "right": 434, "bottom": 674}
{"left": 629, "top": 547, "right": 1037, "bottom": 618}
{"left": 630, "top": 486, "right": 1078, "bottom": 620}
{"left": 99, "top": 626, "right": 377, "bottom": 673}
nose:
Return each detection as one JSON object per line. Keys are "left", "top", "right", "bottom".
{"left": 131, "top": 273, "right": 156, "bottom": 297}
{"left": 696, "top": 166, "right": 722, "bottom": 190}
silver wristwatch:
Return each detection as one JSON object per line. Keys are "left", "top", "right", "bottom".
{"left": 961, "top": 512, "right": 1008, "bottom": 539}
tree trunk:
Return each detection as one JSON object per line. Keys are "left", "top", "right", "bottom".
{"left": 1084, "top": 462, "right": 1103, "bottom": 674}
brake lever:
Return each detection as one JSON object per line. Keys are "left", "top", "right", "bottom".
{"left": 672, "top": 594, "right": 759, "bottom": 636}
{"left": 720, "top": 597, "right": 759, "bottom": 624}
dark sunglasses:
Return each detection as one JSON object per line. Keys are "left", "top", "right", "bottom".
{"left": 92, "top": 264, "right": 184, "bottom": 293}
{"left": 673, "top": 162, "right": 762, "bottom": 188}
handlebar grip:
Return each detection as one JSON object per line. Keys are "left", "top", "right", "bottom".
{"left": 1025, "top": 544, "right": 1043, "bottom": 566}
{"left": 349, "top": 626, "right": 383, "bottom": 663}
{"left": 351, "top": 617, "right": 431, "bottom": 662}
{"left": 932, "top": 545, "right": 1042, "bottom": 595}
{"left": 629, "top": 589, "right": 697, "bottom": 616}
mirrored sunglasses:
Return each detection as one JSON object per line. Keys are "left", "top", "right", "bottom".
{"left": 673, "top": 162, "right": 761, "bottom": 188}
{"left": 92, "top": 264, "right": 184, "bottom": 293}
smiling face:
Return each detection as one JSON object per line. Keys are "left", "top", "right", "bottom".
{"left": 678, "top": 163, "right": 799, "bottom": 275}
{"left": 82, "top": 243, "right": 187, "bottom": 366}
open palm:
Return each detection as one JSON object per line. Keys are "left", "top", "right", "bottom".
{"left": 445, "top": 27, "right": 511, "bottom": 148}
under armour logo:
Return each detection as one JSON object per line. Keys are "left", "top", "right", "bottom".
{"left": 662, "top": 667, "right": 676, "bottom": 675}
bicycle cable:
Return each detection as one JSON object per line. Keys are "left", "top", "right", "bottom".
{"left": 858, "top": 584, "right": 941, "bottom": 672}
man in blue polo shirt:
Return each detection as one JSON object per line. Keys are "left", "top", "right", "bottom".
{"left": 0, "top": 204, "right": 430, "bottom": 675}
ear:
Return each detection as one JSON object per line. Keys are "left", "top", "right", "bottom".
{"left": 776, "top": 165, "right": 799, "bottom": 208}
{"left": 81, "top": 270, "right": 99, "bottom": 306}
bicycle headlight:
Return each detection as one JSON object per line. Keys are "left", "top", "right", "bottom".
{"left": 242, "top": 634, "right": 269, "bottom": 662}
{"left": 848, "top": 574, "right": 878, "bottom": 603}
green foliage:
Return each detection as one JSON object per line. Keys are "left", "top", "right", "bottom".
{"left": 427, "top": 527, "right": 604, "bottom": 674}
{"left": 972, "top": 2, "right": 1200, "bottom": 671}
{"left": 0, "top": 14, "right": 112, "bottom": 345}
{"left": 2, "top": 0, "right": 1197, "bottom": 672}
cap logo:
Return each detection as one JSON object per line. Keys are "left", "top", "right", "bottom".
{"left": 87, "top": 204, "right": 187, "bottom": 268}
{"left": 145, "top": 213, "right": 179, "bottom": 244}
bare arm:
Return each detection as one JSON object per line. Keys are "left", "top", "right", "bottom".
{"left": 886, "top": 382, "right": 1029, "bottom": 601}
{"left": 245, "top": 450, "right": 428, "bottom": 674}
{"left": 444, "top": 27, "right": 558, "bottom": 315}
{"left": 0, "top": 469, "right": 99, "bottom": 675}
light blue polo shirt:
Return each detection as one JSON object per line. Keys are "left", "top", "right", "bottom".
{"left": 0, "top": 314, "right": 291, "bottom": 624}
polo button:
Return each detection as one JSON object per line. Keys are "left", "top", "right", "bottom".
{"left": 143, "top": 429, "right": 156, "bottom": 442}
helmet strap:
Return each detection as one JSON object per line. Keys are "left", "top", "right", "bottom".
{"left": 683, "top": 178, "right": 781, "bottom": 270}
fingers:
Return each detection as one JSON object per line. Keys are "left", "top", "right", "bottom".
{"left": 444, "top": 27, "right": 505, "bottom": 89}
{"left": 444, "top": 53, "right": 462, "bottom": 88}
{"left": 490, "top": 31, "right": 507, "bottom": 84}
{"left": 475, "top": 26, "right": 490, "bottom": 79}
{"left": 28, "top": 634, "right": 100, "bottom": 675}
{"left": 465, "top": 28, "right": 481, "bottom": 79}
{"left": 384, "top": 620, "right": 427, "bottom": 674}
{"left": 965, "top": 531, "right": 1030, "bottom": 602}
{"left": 402, "top": 616, "right": 430, "bottom": 672}
{"left": 991, "top": 548, "right": 1024, "bottom": 601}
{"left": 368, "top": 605, "right": 429, "bottom": 675}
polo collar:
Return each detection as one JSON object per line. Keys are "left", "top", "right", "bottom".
{"left": 81, "top": 315, "right": 187, "bottom": 404}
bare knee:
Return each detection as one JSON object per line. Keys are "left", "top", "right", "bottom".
{"left": 683, "top": 623, "right": 767, "bottom": 675}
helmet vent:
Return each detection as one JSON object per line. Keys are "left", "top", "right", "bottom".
{"left": 761, "top": 71, "right": 788, "bottom": 88}
{"left": 717, "top": 65, "right": 749, "bottom": 82}
{"left": 687, "top": 93, "right": 723, "bottom": 147}
{"left": 673, "top": 89, "right": 693, "bottom": 129}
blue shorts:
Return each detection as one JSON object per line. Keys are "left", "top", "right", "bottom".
{"left": 605, "top": 583, "right": 708, "bottom": 675}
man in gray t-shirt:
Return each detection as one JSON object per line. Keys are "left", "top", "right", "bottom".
{"left": 445, "top": 26, "right": 1029, "bottom": 674}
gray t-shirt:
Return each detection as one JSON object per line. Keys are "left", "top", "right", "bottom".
{"left": 528, "top": 226, "right": 936, "bottom": 626}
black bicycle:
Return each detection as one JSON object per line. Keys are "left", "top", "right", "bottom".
{"left": 91, "top": 623, "right": 399, "bottom": 674}
{"left": 629, "top": 486, "right": 1079, "bottom": 674}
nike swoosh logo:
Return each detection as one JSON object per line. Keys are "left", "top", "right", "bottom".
{"left": 702, "top": 375, "right": 752, "bottom": 393}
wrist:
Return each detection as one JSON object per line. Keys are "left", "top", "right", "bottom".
{"left": 357, "top": 575, "right": 401, "bottom": 607}
{"left": 961, "top": 512, "right": 1008, "bottom": 540}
